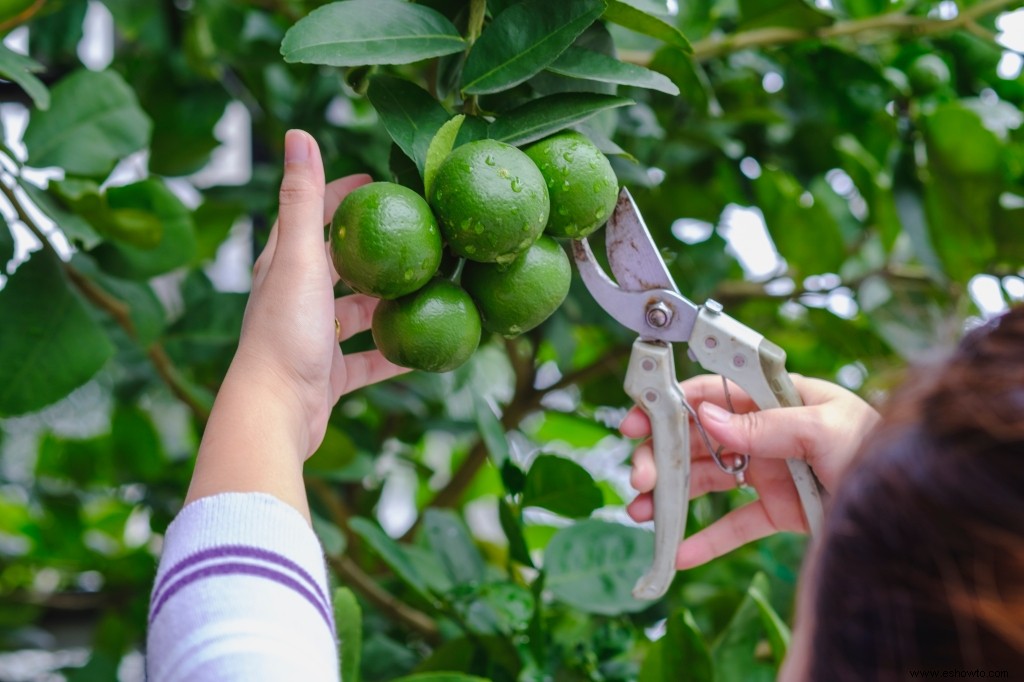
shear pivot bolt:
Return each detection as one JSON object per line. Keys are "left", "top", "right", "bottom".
{"left": 644, "top": 390, "right": 659, "bottom": 403}
{"left": 641, "top": 358, "right": 656, "bottom": 371}
{"left": 646, "top": 302, "right": 672, "bottom": 328}
{"left": 733, "top": 354, "right": 746, "bottom": 368}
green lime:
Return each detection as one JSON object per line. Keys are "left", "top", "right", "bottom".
{"left": 371, "top": 279, "right": 482, "bottom": 373}
{"left": 524, "top": 131, "right": 618, "bottom": 239}
{"left": 462, "top": 236, "right": 571, "bottom": 337}
{"left": 430, "top": 139, "right": 550, "bottom": 265}
{"left": 330, "top": 182, "right": 442, "bottom": 300}
{"left": 908, "top": 54, "right": 951, "bottom": 96}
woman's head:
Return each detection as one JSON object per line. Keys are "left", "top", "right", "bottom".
{"left": 788, "top": 306, "right": 1024, "bottom": 680}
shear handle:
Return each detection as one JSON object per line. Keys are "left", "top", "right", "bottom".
{"left": 687, "top": 305, "right": 826, "bottom": 536}
{"left": 625, "top": 339, "right": 691, "bottom": 601}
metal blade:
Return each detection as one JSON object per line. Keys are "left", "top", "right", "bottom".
{"left": 606, "top": 187, "right": 680, "bottom": 294}
{"left": 572, "top": 237, "right": 698, "bottom": 343}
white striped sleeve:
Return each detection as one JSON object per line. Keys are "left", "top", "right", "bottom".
{"left": 146, "top": 492, "right": 340, "bottom": 682}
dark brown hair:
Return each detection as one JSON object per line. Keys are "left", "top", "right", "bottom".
{"left": 803, "top": 306, "right": 1024, "bottom": 680}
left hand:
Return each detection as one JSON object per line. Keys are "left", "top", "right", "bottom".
{"left": 232, "top": 130, "right": 407, "bottom": 459}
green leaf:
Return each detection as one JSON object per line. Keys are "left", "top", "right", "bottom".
{"left": 528, "top": 411, "right": 615, "bottom": 448}
{"left": 521, "top": 454, "right": 603, "bottom": 518}
{"left": 0, "top": 253, "right": 114, "bottom": 417}
{"left": 548, "top": 47, "right": 679, "bottom": 95}
{"left": 367, "top": 75, "right": 451, "bottom": 176}
{"left": 738, "top": 0, "right": 832, "bottom": 30}
{"left": 639, "top": 608, "right": 713, "bottom": 682}
{"left": 753, "top": 166, "right": 846, "bottom": 277}
{"left": 749, "top": 583, "right": 791, "bottom": 663}
{"left": 0, "top": 215, "right": 13, "bottom": 270}
{"left": 333, "top": 587, "right": 362, "bottom": 682}
{"left": 349, "top": 517, "right": 433, "bottom": 600}
{"left": 488, "top": 92, "right": 633, "bottom": 147}
{"left": 602, "top": 1, "right": 693, "bottom": 53}
{"left": 51, "top": 179, "right": 164, "bottom": 249}
{"left": 281, "top": 0, "right": 465, "bottom": 66}
{"left": 424, "top": 115, "right": 464, "bottom": 198}
{"left": 711, "top": 572, "right": 779, "bottom": 682}
{"left": 462, "top": 0, "right": 607, "bottom": 95}
{"left": 463, "top": 582, "right": 535, "bottom": 636}
{"left": 473, "top": 395, "right": 509, "bottom": 469}
{"left": 92, "top": 179, "right": 197, "bottom": 279}
{"left": 544, "top": 519, "right": 654, "bottom": 614}
{"left": 306, "top": 424, "right": 359, "bottom": 475}
{"left": 498, "top": 499, "right": 534, "bottom": 567}
{"left": 0, "top": 43, "right": 49, "bottom": 110}
{"left": 391, "top": 674, "right": 490, "bottom": 682}
{"left": 16, "top": 180, "right": 102, "bottom": 249}
{"left": 22, "top": 69, "right": 151, "bottom": 178}
{"left": 422, "top": 509, "right": 486, "bottom": 587}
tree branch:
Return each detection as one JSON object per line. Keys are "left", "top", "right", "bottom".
{"left": 620, "top": 0, "right": 1018, "bottom": 63}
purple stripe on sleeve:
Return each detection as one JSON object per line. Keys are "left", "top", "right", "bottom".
{"left": 149, "top": 561, "right": 334, "bottom": 632}
{"left": 152, "top": 545, "right": 330, "bottom": 620}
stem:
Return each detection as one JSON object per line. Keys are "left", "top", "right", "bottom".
{"left": 466, "top": 0, "right": 487, "bottom": 43}
{"left": 307, "top": 479, "right": 441, "bottom": 643}
{"left": 0, "top": 176, "right": 211, "bottom": 423}
{"left": 619, "top": 0, "right": 1018, "bottom": 63}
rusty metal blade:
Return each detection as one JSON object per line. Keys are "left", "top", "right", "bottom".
{"left": 606, "top": 187, "right": 680, "bottom": 294}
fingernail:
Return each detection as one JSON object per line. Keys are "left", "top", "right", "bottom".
{"left": 284, "top": 129, "right": 309, "bottom": 164}
{"left": 701, "top": 402, "right": 732, "bottom": 424}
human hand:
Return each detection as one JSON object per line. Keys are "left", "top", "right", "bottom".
{"left": 621, "top": 374, "right": 879, "bottom": 569}
{"left": 231, "top": 129, "right": 407, "bottom": 459}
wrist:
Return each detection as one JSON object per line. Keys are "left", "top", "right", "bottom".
{"left": 221, "top": 350, "right": 313, "bottom": 458}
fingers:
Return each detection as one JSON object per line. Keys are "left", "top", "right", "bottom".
{"left": 333, "top": 294, "right": 378, "bottom": 342}
{"left": 274, "top": 130, "right": 327, "bottom": 271}
{"left": 675, "top": 501, "right": 778, "bottom": 570}
{"left": 323, "top": 175, "right": 373, "bottom": 225}
{"left": 619, "top": 374, "right": 758, "bottom": 439}
{"left": 626, "top": 458, "right": 736, "bottom": 523}
{"left": 696, "top": 400, "right": 824, "bottom": 464}
{"left": 336, "top": 350, "right": 409, "bottom": 398}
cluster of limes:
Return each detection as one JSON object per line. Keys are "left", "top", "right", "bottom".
{"left": 330, "top": 130, "right": 619, "bottom": 372}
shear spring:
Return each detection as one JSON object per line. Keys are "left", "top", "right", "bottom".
{"left": 681, "top": 377, "right": 750, "bottom": 486}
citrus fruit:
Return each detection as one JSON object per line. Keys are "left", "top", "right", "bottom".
{"left": 330, "top": 182, "right": 442, "bottom": 299}
{"left": 462, "top": 235, "right": 571, "bottom": 337}
{"left": 430, "top": 139, "right": 550, "bottom": 265}
{"left": 371, "top": 279, "right": 482, "bottom": 373}
{"left": 524, "top": 131, "right": 618, "bottom": 239}
{"left": 908, "top": 54, "right": 951, "bottom": 96}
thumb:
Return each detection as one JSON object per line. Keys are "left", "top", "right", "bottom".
{"left": 275, "top": 129, "right": 327, "bottom": 269}
{"left": 698, "top": 401, "right": 821, "bottom": 464}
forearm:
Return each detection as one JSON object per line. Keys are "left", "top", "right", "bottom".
{"left": 186, "top": 355, "right": 312, "bottom": 522}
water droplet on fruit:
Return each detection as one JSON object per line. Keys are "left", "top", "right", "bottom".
{"left": 404, "top": 269, "right": 414, "bottom": 280}
{"left": 518, "top": 238, "right": 531, "bottom": 250}
{"left": 508, "top": 324, "right": 522, "bottom": 335}
{"left": 558, "top": 207, "right": 569, "bottom": 217}
{"left": 498, "top": 168, "right": 510, "bottom": 179}
{"left": 435, "top": 191, "right": 443, "bottom": 201}
{"left": 521, "top": 224, "right": 530, "bottom": 232}
{"left": 485, "top": 155, "right": 496, "bottom": 166}
{"left": 562, "top": 152, "right": 574, "bottom": 163}
{"left": 474, "top": 223, "right": 484, "bottom": 234}
{"left": 465, "top": 245, "right": 476, "bottom": 254}
{"left": 495, "top": 252, "right": 515, "bottom": 265}
{"left": 337, "top": 226, "right": 347, "bottom": 239}
{"left": 562, "top": 180, "right": 570, "bottom": 189}
{"left": 594, "top": 208, "right": 604, "bottom": 219}
{"left": 510, "top": 178, "right": 523, "bottom": 192}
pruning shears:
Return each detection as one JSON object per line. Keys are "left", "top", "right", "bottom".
{"left": 572, "top": 188, "right": 826, "bottom": 601}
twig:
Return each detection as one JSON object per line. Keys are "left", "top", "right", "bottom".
{"left": 620, "top": 0, "right": 1017, "bottom": 63}
{"left": 306, "top": 479, "right": 441, "bottom": 643}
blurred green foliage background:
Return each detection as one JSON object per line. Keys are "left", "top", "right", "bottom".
{"left": 0, "top": 0, "right": 1021, "bottom": 679}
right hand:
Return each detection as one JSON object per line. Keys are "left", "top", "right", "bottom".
{"left": 620, "top": 374, "right": 879, "bottom": 570}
